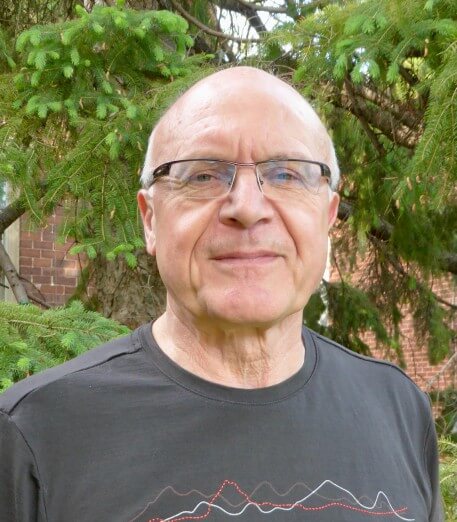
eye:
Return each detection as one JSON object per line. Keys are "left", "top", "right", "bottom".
{"left": 271, "top": 170, "right": 300, "bottom": 182}
{"left": 174, "top": 164, "right": 222, "bottom": 185}
{"left": 188, "top": 171, "right": 218, "bottom": 183}
{"left": 262, "top": 166, "right": 304, "bottom": 186}
{"left": 183, "top": 163, "right": 233, "bottom": 187}
{"left": 258, "top": 160, "right": 324, "bottom": 194}
{"left": 168, "top": 160, "right": 235, "bottom": 196}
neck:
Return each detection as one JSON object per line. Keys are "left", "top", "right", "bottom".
{"left": 152, "top": 306, "right": 305, "bottom": 389}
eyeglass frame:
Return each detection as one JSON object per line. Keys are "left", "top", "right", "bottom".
{"left": 144, "top": 158, "right": 332, "bottom": 196}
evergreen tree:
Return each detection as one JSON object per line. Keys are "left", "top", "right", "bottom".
{"left": 0, "top": 299, "right": 129, "bottom": 391}
{"left": 268, "top": 0, "right": 457, "bottom": 362}
{"left": 0, "top": 3, "right": 455, "bottom": 512}
{"left": 0, "top": 0, "right": 455, "bottom": 366}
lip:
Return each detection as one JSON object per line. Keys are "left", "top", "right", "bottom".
{"left": 211, "top": 251, "right": 281, "bottom": 264}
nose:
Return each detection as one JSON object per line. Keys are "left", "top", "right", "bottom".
{"left": 219, "top": 165, "right": 274, "bottom": 228}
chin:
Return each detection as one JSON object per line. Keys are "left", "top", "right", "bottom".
{"left": 199, "top": 290, "right": 298, "bottom": 327}
{"left": 206, "top": 312, "right": 281, "bottom": 329}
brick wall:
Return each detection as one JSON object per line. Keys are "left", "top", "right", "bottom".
{"left": 361, "top": 320, "right": 455, "bottom": 392}
{"left": 328, "top": 235, "right": 456, "bottom": 392}
{"left": 19, "top": 207, "right": 80, "bottom": 306}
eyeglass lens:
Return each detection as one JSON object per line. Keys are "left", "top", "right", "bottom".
{"left": 159, "top": 160, "right": 325, "bottom": 199}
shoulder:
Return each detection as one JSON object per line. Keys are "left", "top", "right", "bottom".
{"left": 0, "top": 327, "right": 143, "bottom": 416}
{"left": 306, "top": 327, "right": 431, "bottom": 413}
{"left": 308, "top": 327, "right": 419, "bottom": 384}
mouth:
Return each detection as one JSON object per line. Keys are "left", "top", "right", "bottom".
{"left": 211, "top": 251, "right": 281, "bottom": 265}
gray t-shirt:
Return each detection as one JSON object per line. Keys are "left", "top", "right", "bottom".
{"left": 0, "top": 324, "right": 444, "bottom": 521}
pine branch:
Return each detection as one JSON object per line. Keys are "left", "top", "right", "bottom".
{"left": 25, "top": 292, "right": 51, "bottom": 309}
{"left": 0, "top": 197, "right": 27, "bottom": 236}
{"left": 169, "top": 0, "right": 260, "bottom": 43}
{"left": 398, "top": 65, "right": 419, "bottom": 87}
{"left": 339, "top": 82, "right": 422, "bottom": 149}
{"left": 0, "top": 181, "right": 47, "bottom": 236}
{"left": 343, "top": 79, "right": 386, "bottom": 157}
{"left": 439, "top": 253, "right": 457, "bottom": 276}
{"left": 299, "top": 0, "right": 339, "bottom": 15}
{"left": 19, "top": 274, "right": 51, "bottom": 309}
{"left": 397, "top": 73, "right": 427, "bottom": 125}
{"left": 216, "top": 0, "right": 336, "bottom": 19}
{"left": 338, "top": 200, "right": 393, "bottom": 241}
{"left": 208, "top": 2, "right": 237, "bottom": 61}
{"left": 351, "top": 83, "right": 421, "bottom": 132}
{"left": 338, "top": 200, "right": 457, "bottom": 275}
{"left": 0, "top": 299, "right": 130, "bottom": 390}
{"left": 215, "top": 1, "right": 268, "bottom": 33}
{"left": 386, "top": 252, "right": 457, "bottom": 311}
{"left": 234, "top": 1, "right": 288, "bottom": 14}
{"left": 425, "top": 352, "right": 457, "bottom": 390}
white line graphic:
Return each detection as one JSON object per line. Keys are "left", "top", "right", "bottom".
{"left": 131, "top": 479, "right": 414, "bottom": 522}
{"left": 129, "top": 480, "right": 347, "bottom": 516}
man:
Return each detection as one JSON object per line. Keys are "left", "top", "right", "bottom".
{"left": 0, "top": 67, "right": 443, "bottom": 521}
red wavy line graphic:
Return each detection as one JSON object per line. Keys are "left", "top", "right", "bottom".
{"left": 148, "top": 479, "right": 408, "bottom": 522}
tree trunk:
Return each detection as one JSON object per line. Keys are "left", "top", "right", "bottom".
{"left": 0, "top": 241, "right": 29, "bottom": 304}
{"left": 88, "top": 250, "right": 166, "bottom": 329}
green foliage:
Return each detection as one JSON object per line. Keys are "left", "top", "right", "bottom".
{"left": 14, "top": 6, "right": 193, "bottom": 109}
{"left": 0, "top": 300, "right": 129, "bottom": 391}
{"left": 0, "top": 0, "right": 455, "bottom": 366}
{"left": 275, "top": 0, "right": 456, "bottom": 220}
{"left": 0, "top": 27, "right": 16, "bottom": 71}
{"left": 439, "top": 438, "right": 457, "bottom": 521}
{"left": 413, "top": 289, "right": 454, "bottom": 364}
{"left": 270, "top": 0, "right": 456, "bottom": 362}
{"left": 0, "top": 0, "right": 81, "bottom": 36}
{"left": 433, "top": 389, "right": 457, "bottom": 441}
{"left": 304, "top": 281, "right": 399, "bottom": 360}
{"left": 0, "top": 3, "right": 212, "bottom": 260}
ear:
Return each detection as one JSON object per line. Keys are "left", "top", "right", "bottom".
{"left": 327, "top": 190, "right": 340, "bottom": 229}
{"left": 137, "top": 189, "right": 156, "bottom": 256}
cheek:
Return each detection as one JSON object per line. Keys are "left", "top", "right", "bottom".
{"left": 286, "top": 203, "right": 330, "bottom": 281}
{"left": 153, "top": 201, "right": 214, "bottom": 287}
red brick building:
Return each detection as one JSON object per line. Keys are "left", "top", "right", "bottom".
{"left": 326, "top": 240, "right": 456, "bottom": 393}
{"left": 18, "top": 207, "right": 81, "bottom": 306}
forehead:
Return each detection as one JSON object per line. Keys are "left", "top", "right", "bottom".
{"left": 150, "top": 75, "right": 331, "bottom": 166}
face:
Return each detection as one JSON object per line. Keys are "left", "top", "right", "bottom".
{"left": 138, "top": 70, "right": 339, "bottom": 329}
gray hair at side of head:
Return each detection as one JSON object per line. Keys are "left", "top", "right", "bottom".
{"left": 140, "top": 127, "right": 157, "bottom": 188}
{"left": 327, "top": 142, "right": 340, "bottom": 192}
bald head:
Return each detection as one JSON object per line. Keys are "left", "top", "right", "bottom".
{"left": 141, "top": 66, "right": 339, "bottom": 189}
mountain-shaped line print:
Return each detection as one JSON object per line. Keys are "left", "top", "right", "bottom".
{"left": 128, "top": 479, "right": 414, "bottom": 522}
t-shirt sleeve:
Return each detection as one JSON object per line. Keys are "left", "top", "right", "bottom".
{"left": 423, "top": 407, "right": 445, "bottom": 522}
{"left": 0, "top": 410, "right": 47, "bottom": 521}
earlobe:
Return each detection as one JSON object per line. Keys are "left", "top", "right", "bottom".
{"left": 137, "top": 189, "right": 156, "bottom": 256}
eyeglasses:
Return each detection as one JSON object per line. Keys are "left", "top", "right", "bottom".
{"left": 146, "top": 159, "right": 331, "bottom": 199}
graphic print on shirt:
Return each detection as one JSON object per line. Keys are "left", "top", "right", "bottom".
{"left": 128, "top": 479, "right": 414, "bottom": 521}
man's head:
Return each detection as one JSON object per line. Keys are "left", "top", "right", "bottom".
{"left": 138, "top": 66, "right": 339, "bottom": 329}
